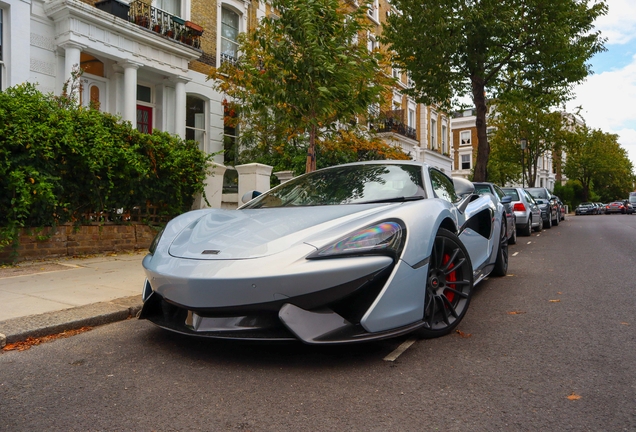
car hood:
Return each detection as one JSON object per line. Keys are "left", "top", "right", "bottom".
{"left": 168, "top": 205, "right": 397, "bottom": 260}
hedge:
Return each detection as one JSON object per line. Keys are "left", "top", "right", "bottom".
{"left": 0, "top": 82, "right": 213, "bottom": 252}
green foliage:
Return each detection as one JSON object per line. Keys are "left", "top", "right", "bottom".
{"left": 488, "top": 98, "right": 567, "bottom": 186}
{"left": 0, "top": 82, "right": 213, "bottom": 251}
{"left": 209, "top": 0, "right": 398, "bottom": 173}
{"left": 563, "top": 124, "right": 635, "bottom": 202}
{"left": 382, "top": 0, "right": 607, "bottom": 181}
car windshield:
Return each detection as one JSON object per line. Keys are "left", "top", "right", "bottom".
{"left": 473, "top": 184, "right": 492, "bottom": 195}
{"left": 629, "top": 192, "right": 636, "bottom": 204}
{"left": 502, "top": 189, "right": 520, "bottom": 200}
{"left": 242, "top": 164, "right": 426, "bottom": 208}
{"left": 526, "top": 188, "right": 549, "bottom": 200}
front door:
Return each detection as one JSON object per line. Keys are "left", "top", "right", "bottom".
{"left": 137, "top": 105, "right": 153, "bottom": 134}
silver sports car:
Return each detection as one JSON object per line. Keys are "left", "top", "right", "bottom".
{"left": 139, "top": 161, "right": 509, "bottom": 344}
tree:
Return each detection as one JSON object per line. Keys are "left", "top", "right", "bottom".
{"left": 488, "top": 98, "right": 566, "bottom": 187}
{"left": 382, "top": 0, "right": 607, "bottom": 181}
{"left": 209, "top": 0, "right": 397, "bottom": 173}
{"left": 563, "top": 126, "right": 635, "bottom": 202}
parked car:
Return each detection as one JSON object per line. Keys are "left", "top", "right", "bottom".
{"left": 622, "top": 200, "right": 634, "bottom": 214}
{"left": 594, "top": 202, "right": 605, "bottom": 215}
{"left": 629, "top": 192, "right": 636, "bottom": 214}
{"left": 575, "top": 202, "right": 596, "bottom": 215}
{"left": 526, "top": 187, "right": 560, "bottom": 228}
{"left": 605, "top": 201, "right": 627, "bottom": 214}
{"left": 554, "top": 196, "right": 566, "bottom": 220}
{"left": 502, "top": 187, "right": 543, "bottom": 236}
{"left": 139, "top": 161, "right": 510, "bottom": 344}
{"left": 472, "top": 182, "right": 517, "bottom": 244}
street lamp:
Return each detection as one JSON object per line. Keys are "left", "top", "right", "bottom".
{"left": 520, "top": 138, "right": 527, "bottom": 188}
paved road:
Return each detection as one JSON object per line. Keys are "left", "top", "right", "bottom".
{"left": 1, "top": 215, "right": 635, "bottom": 431}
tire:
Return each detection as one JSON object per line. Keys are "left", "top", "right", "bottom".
{"left": 492, "top": 221, "right": 508, "bottom": 277}
{"left": 419, "top": 228, "right": 474, "bottom": 339}
{"left": 508, "top": 221, "right": 517, "bottom": 244}
{"left": 553, "top": 211, "right": 559, "bottom": 226}
{"left": 544, "top": 214, "right": 552, "bottom": 229}
{"left": 533, "top": 217, "right": 543, "bottom": 232}
{"left": 521, "top": 217, "right": 532, "bottom": 236}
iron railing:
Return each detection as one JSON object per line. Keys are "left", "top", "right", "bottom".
{"left": 372, "top": 109, "right": 417, "bottom": 140}
{"left": 128, "top": 1, "right": 202, "bottom": 49}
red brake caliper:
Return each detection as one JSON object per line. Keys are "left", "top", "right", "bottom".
{"left": 442, "top": 254, "right": 457, "bottom": 304}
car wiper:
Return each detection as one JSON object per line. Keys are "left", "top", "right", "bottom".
{"left": 357, "top": 196, "right": 425, "bottom": 204}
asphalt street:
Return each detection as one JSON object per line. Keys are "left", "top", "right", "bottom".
{"left": 1, "top": 214, "right": 635, "bottom": 431}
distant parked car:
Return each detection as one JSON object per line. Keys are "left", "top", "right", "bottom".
{"left": 526, "top": 187, "right": 560, "bottom": 228}
{"left": 575, "top": 202, "right": 595, "bottom": 215}
{"left": 472, "top": 182, "right": 517, "bottom": 244}
{"left": 629, "top": 192, "right": 636, "bottom": 214}
{"left": 502, "top": 187, "right": 543, "bottom": 236}
{"left": 622, "top": 200, "right": 634, "bottom": 215}
{"left": 605, "top": 201, "right": 627, "bottom": 214}
{"left": 594, "top": 203, "right": 605, "bottom": 215}
{"left": 553, "top": 195, "right": 566, "bottom": 221}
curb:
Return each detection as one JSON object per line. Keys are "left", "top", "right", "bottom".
{"left": 0, "top": 295, "right": 143, "bottom": 345}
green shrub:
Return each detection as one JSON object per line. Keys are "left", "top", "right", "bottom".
{"left": 0, "top": 83, "right": 213, "bottom": 251}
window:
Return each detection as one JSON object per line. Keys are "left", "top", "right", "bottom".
{"left": 136, "top": 85, "right": 153, "bottom": 134}
{"left": 367, "top": 32, "right": 377, "bottom": 52}
{"left": 430, "top": 119, "right": 437, "bottom": 149}
{"left": 430, "top": 169, "right": 458, "bottom": 203}
{"left": 460, "top": 130, "right": 471, "bottom": 146}
{"left": 441, "top": 125, "right": 447, "bottom": 153}
{"left": 461, "top": 154, "right": 471, "bottom": 170}
{"left": 392, "top": 68, "right": 400, "bottom": 79}
{"left": 221, "top": 7, "right": 240, "bottom": 65}
{"left": 222, "top": 99, "right": 239, "bottom": 193}
{"left": 367, "top": 0, "right": 379, "bottom": 21}
{"left": 408, "top": 108, "right": 415, "bottom": 128}
{"left": 186, "top": 95, "right": 206, "bottom": 152}
{"left": 154, "top": 0, "right": 181, "bottom": 16}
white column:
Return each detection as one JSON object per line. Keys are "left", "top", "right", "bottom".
{"left": 119, "top": 61, "right": 142, "bottom": 126}
{"left": 173, "top": 78, "right": 189, "bottom": 139}
{"left": 60, "top": 42, "right": 84, "bottom": 99}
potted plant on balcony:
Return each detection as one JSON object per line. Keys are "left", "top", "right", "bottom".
{"left": 152, "top": 22, "right": 162, "bottom": 33}
{"left": 185, "top": 21, "right": 204, "bottom": 36}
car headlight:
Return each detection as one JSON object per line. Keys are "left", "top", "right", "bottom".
{"left": 148, "top": 228, "right": 164, "bottom": 254}
{"left": 308, "top": 221, "right": 405, "bottom": 259}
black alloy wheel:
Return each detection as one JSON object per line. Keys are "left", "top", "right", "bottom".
{"left": 492, "top": 221, "right": 508, "bottom": 277}
{"left": 419, "top": 229, "right": 474, "bottom": 339}
{"left": 522, "top": 216, "right": 532, "bottom": 236}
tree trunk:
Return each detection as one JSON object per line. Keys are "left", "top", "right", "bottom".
{"left": 305, "top": 125, "right": 317, "bottom": 173}
{"left": 471, "top": 77, "right": 489, "bottom": 182}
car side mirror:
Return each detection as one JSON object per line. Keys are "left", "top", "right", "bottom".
{"left": 241, "top": 190, "right": 262, "bottom": 204}
{"left": 501, "top": 195, "right": 512, "bottom": 204}
{"left": 452, "top": 177, "right": 475, "bottom": 198}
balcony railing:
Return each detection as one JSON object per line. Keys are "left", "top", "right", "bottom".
{"left": 372, "top": 110, "right": 416, "bottom": 140}
{"left": 127, "top": 1, "right": 203, "bottom": 49}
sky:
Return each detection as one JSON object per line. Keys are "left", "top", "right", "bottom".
{"left": 566, "top": 0, "right": 636, "bottom": 169}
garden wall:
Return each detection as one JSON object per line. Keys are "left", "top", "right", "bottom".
{"left": 0, "top": 224, "right": 157, "bottom": 263}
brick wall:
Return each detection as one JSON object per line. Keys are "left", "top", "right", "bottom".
{"left": 0, "top": 224, "right": 158, "bottom": 263}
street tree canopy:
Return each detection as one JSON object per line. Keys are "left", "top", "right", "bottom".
{"left": 382, "top": 0, "right": 607, "bottom": 181}
{"left": 563, "top": 126, "right": 635, "bottom": 202}
{"left": 209, "top": 0, "right": 399, "bottom": 173}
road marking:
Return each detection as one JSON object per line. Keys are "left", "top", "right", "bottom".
{"left": 384, "top": 337, "right": 417, "bottom": 361}
{"left": 512, "top": 252, "right": 519, "bottom": 257}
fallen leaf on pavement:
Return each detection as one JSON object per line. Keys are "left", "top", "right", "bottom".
{"left": 2, "top": 327, "right": 93, "bottom": 352}
{"left": 621, "top": 322, "right": 629, "bottom": 326}
{"left": 549, "top": 299, "right": 561, "bottom": 303}
{"left": 507, "top": 311, "right": 526, "bottom": 315}
{"left": 567, "top": 392, "right": 582, "bottom": 400}
{"left": 455, "top": 329, "right": 472, "bottom": 338}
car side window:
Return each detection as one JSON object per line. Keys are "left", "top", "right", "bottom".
{"left": 429, "top": 169, "right": 458, "bottom": 203}
{"left": 493, "top": 185, "right": 505, "bottom": 201}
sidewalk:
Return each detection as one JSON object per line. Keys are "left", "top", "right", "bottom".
{"left": 0, "top": 251, "right": 147, "bottom": 346}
